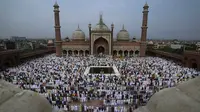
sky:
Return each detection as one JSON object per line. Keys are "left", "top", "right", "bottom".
{"left": 0, "top": 0, "right": 200, "bottom": 40}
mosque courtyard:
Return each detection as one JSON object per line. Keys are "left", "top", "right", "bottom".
{"left": 0, "top": 54, "right": 199, "bottom": 111}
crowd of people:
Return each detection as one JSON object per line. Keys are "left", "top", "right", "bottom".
{"left": 0, "top": 54, "right": 199, "bottom": 112}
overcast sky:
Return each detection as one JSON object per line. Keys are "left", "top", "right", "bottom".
{"left": 0, "top": 0, "right": 200, "bottom": 40}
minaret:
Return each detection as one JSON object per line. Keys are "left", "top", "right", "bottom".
{"left": 140, "top": 2, "right": 149, "bottom": 57}
{"left": 111, "top": 23, "right": 114, "bottom": 55}
{"left": 88, "top": 23, "right": 92, "bottom": 54}
{"left": 53, "top": 1, "right": 62, "bottom": 57}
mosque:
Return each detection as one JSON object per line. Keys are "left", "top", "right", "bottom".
{"left": 53, "top": 2, "right": 149, "bottom": 57}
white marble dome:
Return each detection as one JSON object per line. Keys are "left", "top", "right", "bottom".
{"left": 93, "top": 24, "right": 110, "bottom": 31}
{"left": 47, "top": 40, "right": 53, "bottom": 44}
{"left": 117, "top": 25, "right": 130, "bottom": 41}
{"left": 148, "top": 41, "right": 153, "bottom": 44}
{"left": 92, "top": 14, "right": 110, "bottom": 31}
{"left": 72, "top": 25, "right": 85, "bottom": 40}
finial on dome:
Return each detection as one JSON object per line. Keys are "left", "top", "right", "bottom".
{"left": 99, "top": 11, "right": 104, "bottom": 25}
{"left": 122, "top": 24, "right": 125, "bottom": 30}
{"left": 77, "top": 24, "right": 81, "bottom": 30}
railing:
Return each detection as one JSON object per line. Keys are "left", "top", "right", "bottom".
{"left": 0, "top": 50, "right": 21, "bottom": 55}
{"left": 184, "top": 50, "right": 200, "bottom": 55}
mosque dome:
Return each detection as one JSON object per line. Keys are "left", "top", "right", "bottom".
{"left": 93, "top": 24, "right": 110, "bottom": 31}
{"left": 47, "top": 40, "right": 54, "bottom": 46}
{"left": 72, "top": 25, "right": 85, "bottom": 40}
{"left": 92, "top": 14, "right": 110, "bottom": 31}
{"left": 148, "top": 41, "right": 153, "bottom": 45}
{"left": 117, "top": 25, "right": 130, "bottom": 41}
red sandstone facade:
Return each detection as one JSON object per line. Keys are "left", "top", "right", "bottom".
{"left": 53, "top": 2, "right": 149, "bottom": 57}
{"left": 140, "top": 3, "right": 149, "bottom": 57}
{"left": 183, "top": 51, "right": 200, "bottom": 70}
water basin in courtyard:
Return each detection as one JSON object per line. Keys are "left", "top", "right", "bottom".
{"left": 84, "top": 66, "right": 120, "bottom": 76}
{"left": 89, "top": 67, "right": 115, "bottom": 74}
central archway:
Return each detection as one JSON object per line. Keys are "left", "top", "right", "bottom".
{"left": 192, "top": 63, "right": 197, "bottom": 69}
{"left": 93, "top": 37, "right": 109, "bottom": 55}
{"left": 97, "top": 46, "right": 105, "bottom": 54}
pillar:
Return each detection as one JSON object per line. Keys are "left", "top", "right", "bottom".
{"left": 111, "top": 23, "right": 114, "bottom": 55}
{"left": 53, "top": 2, "right": 62, "bottom": 57}
{"left": 140, "top": 2, "right": 149, "bottom": 57}
{"left": 88, "top": 23, "right": 92, "bottom": 55}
